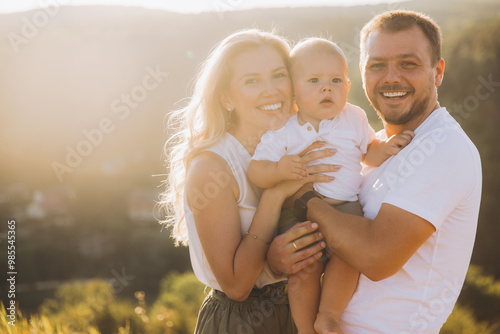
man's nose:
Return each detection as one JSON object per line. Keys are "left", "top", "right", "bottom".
{"left": 384, "top": 62, "right": 401, "bottom": 84}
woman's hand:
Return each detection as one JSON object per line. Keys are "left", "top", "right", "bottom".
{"left": 267, "top": 221, "right": 326, "bottom": 276}
{"left": 299, "top": 141, "right": 340, "bottom": 175}
{"left": 273, "top": 141, "right": 340, "bottom": 199}
{"left": 280, "top": 141, "right": 341, "bottom": 209}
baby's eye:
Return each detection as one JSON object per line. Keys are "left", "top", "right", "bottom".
{"left": 332, "top": 78, "right": 342, "bottom": 83}
{"left": 308, "top": 78, "right": 319, "bottom": 83}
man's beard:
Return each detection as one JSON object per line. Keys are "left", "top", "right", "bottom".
{"left": 369, "top": 82, "right": 434, "bottom": 125}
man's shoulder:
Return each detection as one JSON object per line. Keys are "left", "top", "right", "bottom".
{"left": 419, "top": 108, "right": 479, "bottom": 160}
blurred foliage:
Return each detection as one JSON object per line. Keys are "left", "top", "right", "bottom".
{"left": 441, "top": 304, "right": 498, "bottom": 334}
{"left": 1, "top": 269, "right": 499, "bottom": 333}
{"left": 440, "top": 14, "right": 500, "bottom": 279}
{"left": 147, "top": 271, "right": 206, "bottom": 334}
{"left": 0, "top": 272, "right": 205, "bottom": 334}
{"left": 457, "top": 265, "right": 500, "bottom": 325}
{"left": 37, "top": 279, "right": 143, "bottom": 333}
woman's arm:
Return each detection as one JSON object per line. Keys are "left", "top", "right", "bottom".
{"left": 186, "top": 151, "right": 330, "bottom": 301}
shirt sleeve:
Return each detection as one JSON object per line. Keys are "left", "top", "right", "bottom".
{"left": 252, "top": 128, "right": 287, "bottom": 162}
{"left": 382, "top": 129, "right": 480, "bottom": 230}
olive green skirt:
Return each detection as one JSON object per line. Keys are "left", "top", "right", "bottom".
{"left": 194, "top": 282, "right": 297, "bottom": 334}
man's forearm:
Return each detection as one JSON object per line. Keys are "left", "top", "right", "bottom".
{"left": 307, "top": 198, "right": 379, "bottom": 279}
{"left": 307, "top": 198, "right": 436, "bottom": 281}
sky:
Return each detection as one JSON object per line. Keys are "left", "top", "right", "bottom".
{"left": 0, "top": 0, "right": 407, "bottom": 14}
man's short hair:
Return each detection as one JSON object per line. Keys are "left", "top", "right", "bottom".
{"left": 360, "top": 10, "right": 442, "bottom": 65}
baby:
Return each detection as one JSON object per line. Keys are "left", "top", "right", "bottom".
{"left": 248, "top": 38, "right": 414, "bottom": 334}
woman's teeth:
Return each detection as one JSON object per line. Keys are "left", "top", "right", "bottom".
{"left": 261, "top": 103, "right": 281, "bottom": 111}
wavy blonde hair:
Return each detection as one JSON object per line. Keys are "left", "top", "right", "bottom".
{"left": 159, "top": 29, "right": 291, "bottom": 246}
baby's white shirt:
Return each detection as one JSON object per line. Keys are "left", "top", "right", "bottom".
{"left": 252, "top": 103, "right": 376, "bottom": 201}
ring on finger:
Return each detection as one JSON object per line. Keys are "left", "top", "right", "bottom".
{"left": 292, "top": 242, "right": 299, "bottom": 251}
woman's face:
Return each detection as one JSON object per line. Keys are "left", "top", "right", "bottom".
{"left": 221, "top": 45, "right": 293, "bottom": 133}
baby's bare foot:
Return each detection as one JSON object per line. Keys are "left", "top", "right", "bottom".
{"left": 314, "top": 311, "right": 344, "bottom": 334}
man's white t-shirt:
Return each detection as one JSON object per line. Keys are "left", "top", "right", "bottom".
{"left": 252, "top": 103, "right": 375, "bottom": 201}
{"left": 341, "top": 107, "right": 482, "bottom": 333}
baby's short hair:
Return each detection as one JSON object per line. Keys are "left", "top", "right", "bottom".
{"left": 290, "top": 37, "right": 348, "bottom": 75}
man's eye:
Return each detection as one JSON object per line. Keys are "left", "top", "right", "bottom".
{"left": 401, "top": 61, "right": 417, "bottom": 68}
{"left": 308, "top": 78, "right": 319, "bottom": 83}
{"left": 369, "top": 63, "right": 384, "bottom": 69}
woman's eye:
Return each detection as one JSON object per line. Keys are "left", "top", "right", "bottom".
{"left": 308, "top": 78, "right": 319, "bottom": 83}
{"left": 274, "top": 72, "right": 287, "bottom": 79}
{"left": 244, "top": 78, "right": 258, "bottom": 85}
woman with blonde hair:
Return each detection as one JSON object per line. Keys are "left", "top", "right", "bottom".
{"left": 160, "top": 29, "right": 336, "bottom": 333}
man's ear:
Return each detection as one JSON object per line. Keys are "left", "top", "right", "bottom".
{"left": 435, "top": 58, "right": 445, "bottom": 87}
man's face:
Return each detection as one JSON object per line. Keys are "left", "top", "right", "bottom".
{"left": 361, "top": 25, "right": 444, "bottom": 126}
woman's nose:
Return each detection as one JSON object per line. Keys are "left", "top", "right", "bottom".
{"left": 263, "top": 80, "right": 278, "bottom": 95}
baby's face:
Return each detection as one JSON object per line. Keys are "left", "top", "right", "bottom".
{"left": 292, "top": 52, "right": 350, "bottom": 123}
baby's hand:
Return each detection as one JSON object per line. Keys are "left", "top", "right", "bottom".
{"left": 385, "top": 129, "right": 415, "bottom": 156}
{"left": 277, "top": 155, "right": 308, "bottom": 180}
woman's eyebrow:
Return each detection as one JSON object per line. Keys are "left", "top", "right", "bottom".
{"left": 239, "top": 66, "right": 287, "bottom": 80}
{"left": 272, "top": 66, "right": 287, "bottom": 72}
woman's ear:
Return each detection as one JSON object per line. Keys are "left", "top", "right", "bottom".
{"left": 220, "top": 92, "right": 233, "bottom": 111}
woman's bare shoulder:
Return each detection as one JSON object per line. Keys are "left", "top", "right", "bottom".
{"left": 186, "top": 151, "right": 234, "bottom": 190}
{"left": 185, "top": 151, "right": 239, "bottom": 211}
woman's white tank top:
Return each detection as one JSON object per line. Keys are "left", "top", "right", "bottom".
{"left": 184, "top": 133, "right": 284, "bottom": 291}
